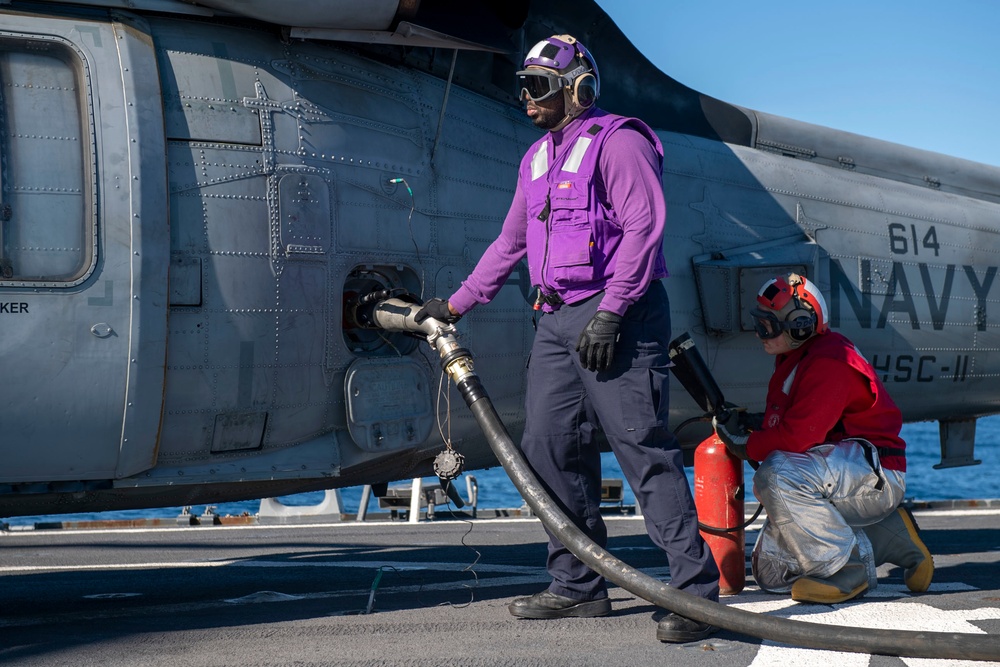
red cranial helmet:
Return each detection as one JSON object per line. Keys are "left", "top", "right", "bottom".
{"left": 751, "top": 272, "right": 829, "bottom": 347}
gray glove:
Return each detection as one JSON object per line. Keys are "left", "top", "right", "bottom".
{"left": 712, "top": 409, "right": 751, "bottom": 461}
{"left": 576, "top": 310, "right": 622, "bottom": 372}
{"left": 415, "top": 298, "right": 461, "bottom": 324}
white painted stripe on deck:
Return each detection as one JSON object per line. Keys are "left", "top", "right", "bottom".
{"left": 0, "top": 560, "right": 240, "bottom": 573}
{"left": 0, "top": 557, "right": 670, "bottom": 578}
{"left": 3, "top": 507, "right": 999, "bottom": 538}
{"left": 729, "top": 584, "right": 1000, "bottom": 667}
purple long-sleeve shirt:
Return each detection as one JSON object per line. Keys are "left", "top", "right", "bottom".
{"left": 449, "top": 116, "right": 667, "bottom": 317}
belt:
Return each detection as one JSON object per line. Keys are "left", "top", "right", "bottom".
{"left": 875, "top": 445, "right": 906, "bottom": 459}
{"left": 845, "top": 437, "right": 903, "bottom": 491}
{"left": 533, "top": 288, "right": 564, "bottom": 309}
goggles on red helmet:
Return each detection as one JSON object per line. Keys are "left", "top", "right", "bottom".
{"left": 750, "top": 307, "right": 816, "bottom": 340}
{"left": 750, "top": 272, "right": 829, "bottom": 344}
{"left": 517, "top": 65, "right": 588, "bottom": 102}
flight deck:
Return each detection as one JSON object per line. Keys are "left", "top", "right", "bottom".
{"left": 1, "top": 503, "right": 999, "bottom": 666}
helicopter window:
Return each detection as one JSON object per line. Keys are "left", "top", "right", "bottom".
{"left": 0, "top": 39, "right": 93, "bottom": 285}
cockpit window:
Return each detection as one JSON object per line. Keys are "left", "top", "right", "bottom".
{"left": 0, "top": 38, "right": 94, "bottom": 285}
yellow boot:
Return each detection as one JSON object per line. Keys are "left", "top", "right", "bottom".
{"left": 791, "top": 555, "right": 868, "bottom": 604}
{"left": 863, "top": 506, "right": 933, "bottom": 592}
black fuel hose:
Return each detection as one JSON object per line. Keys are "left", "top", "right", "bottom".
{"left": 457, "top": 375, "right": 1000, "bottom": 661}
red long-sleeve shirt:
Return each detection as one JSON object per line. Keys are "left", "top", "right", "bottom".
{"left": 746, "top": 332, "right": 906, "bottom": 471}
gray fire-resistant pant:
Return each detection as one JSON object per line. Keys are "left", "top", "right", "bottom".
{"left": 751, "top": 439, "right": 905, "bottom": 593}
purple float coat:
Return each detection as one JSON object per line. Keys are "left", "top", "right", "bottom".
{"left": 449, "top": 107, "right": 668, "bottom": 316}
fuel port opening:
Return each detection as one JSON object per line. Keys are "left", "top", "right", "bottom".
{"left": 342, "top": 265, "right": 421, "bottom": 357}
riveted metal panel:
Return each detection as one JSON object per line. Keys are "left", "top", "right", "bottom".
{"left": 0, "top": 14, "right": 170, "bottom": 483}
{"left": 211, "top": 411, "right": 267, "bottom": 453}
{"left": 345, "top": 357, "right": 434, "bottom": 452}
{"left": 169, "top": 255, "right": 202, "bottom": 306}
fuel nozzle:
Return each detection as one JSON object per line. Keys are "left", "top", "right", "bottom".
{"left": 367, "top": 296, "right": 476, "bottom": 386}
{"left": 366, "top": 294, "right": 481, "bottom": 480}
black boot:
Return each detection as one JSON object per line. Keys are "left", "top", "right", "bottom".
{"left": 656, "top": 613, "right": 718, "bottom": 643}
{"left": 508, "top": 591, "right": 611, "bottom": 619}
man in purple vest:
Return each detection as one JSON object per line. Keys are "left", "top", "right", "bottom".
{"left": 417, "top": 34, "right": 720, "bottom": 643}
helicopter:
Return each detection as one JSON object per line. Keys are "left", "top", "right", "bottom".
{"left": 0, "top": 0, "right": 996, "bottom": 519}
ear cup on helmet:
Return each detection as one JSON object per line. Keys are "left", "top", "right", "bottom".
{"left": 785, "top": 306, "right": 816, "bottom": 341}
{"left": 574, "top": 72, "right": 598, "bottom": 108}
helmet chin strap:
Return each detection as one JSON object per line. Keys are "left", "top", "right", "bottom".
{"left": 548, "top": 88, "right": 584, "bottom": 132}
{"left": 784, "top": 332, "right": 806, "bottom": 349}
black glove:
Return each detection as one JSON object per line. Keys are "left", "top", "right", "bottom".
{"left": 576, "top": 310, "right": 622, "bottom": 372}
{"left": 739, "top": 411, "right": 765, "bottom": 432}
{"left": 415, "top": 298, "right": 461, "bottom": 324}
{"left": 713, "top": 409, "right": 751, "bottom": 461}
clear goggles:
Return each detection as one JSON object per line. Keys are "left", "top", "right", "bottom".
{"left": 750, "top": 308, "right": 812, "bottom": 340}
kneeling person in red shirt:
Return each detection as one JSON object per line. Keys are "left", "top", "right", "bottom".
{"left": 714, "top": 273, "right": 933, "bottom": 603}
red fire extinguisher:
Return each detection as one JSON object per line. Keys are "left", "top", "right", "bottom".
{"left": 693, "top": 433, "right": 745, "bottom": 595}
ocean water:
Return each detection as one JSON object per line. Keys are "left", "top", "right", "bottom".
{"left": 4, "top": 416, "right": 999, "bottom": 527}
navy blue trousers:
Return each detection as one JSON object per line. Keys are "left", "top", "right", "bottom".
{"left": 522, "top": 281, "right": 720, "bottom": 602}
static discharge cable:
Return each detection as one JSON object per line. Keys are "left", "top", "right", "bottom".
{"left": 389, "top": 178, "right": 421, "bottom": 268}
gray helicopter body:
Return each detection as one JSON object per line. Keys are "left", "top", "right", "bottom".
{"left": 0, "top": 0, "right": 996, "bottom": 516}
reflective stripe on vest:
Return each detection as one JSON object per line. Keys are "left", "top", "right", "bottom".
{"left": 782, "top": 364, "right": 798, "bottom": 395}
{"left": 529, "top": 133, "right": 598, "bottom": 179}
{"left": 530, "top": 141, "right": 550, "bottom": 181}
{"left": 562, "top": 136, "right": 593, "bottom": 173}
